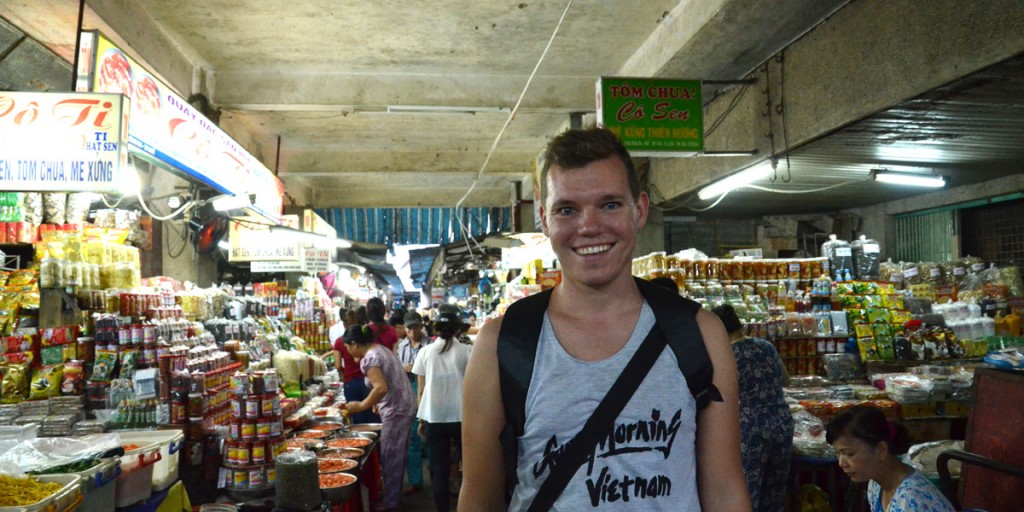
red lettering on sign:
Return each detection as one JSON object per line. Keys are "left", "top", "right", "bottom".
{"left": 651, "top": 102, "right": 690, "bottom": 121}
{"left": 52, "top": 98, "right": 116, "bottom": 129}
{"left": 616, "top": 101, "right": 645, "bottom": 122}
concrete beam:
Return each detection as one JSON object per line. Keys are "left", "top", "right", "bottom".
{"left": 279, "top": 151, "right": 533, "bottom": 175}
{"left": 0, "top": 21, "right": 72, "bottom": 91}
{"left": 651, "top": 0, "right": 1024, "bottom": 202}
{"left": 212, "top": 71, "right": 595, "bottom": 110}
{"left": 312, "top": 187, "right": 511, "bottom": 209}
{"left": 87, "top": 0, "right": 198, "bottom": 96}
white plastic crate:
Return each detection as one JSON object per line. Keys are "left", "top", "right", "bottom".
{"left": 0, "top": 423, "right": 38, "bottom": 442}
{"left": 118, "top": 429, "right": 184, "bottom": 492}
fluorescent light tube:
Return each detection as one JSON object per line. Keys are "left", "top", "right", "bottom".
{"left": 697, "top": 161, "right": 774, "bottom": 200}
{"left": 386, "top": 105, "right": 510, "bottom": 114}
{"left": 872, "top": 170, "right": 945, "bottom": 188}
{"left": 212, "top": 194, "right": 252, "bottom": 211}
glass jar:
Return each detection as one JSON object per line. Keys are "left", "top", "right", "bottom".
{"left": 40, "top": 258, "right": 60, "bottom": 288}
{"left": 90, "top": 264, "right": 101, "bottom": 288}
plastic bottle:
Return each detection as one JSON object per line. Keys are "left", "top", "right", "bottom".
{"left": 1006, "top": 310, "right": 1022, "bottom": 337}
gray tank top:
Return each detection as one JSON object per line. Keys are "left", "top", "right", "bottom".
{"left": 507, "top": 303, "right": 701, "bottom": 511}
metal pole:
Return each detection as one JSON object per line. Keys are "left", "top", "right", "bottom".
{"left": 70, "top": 0, "right": 86, "bottom": 91}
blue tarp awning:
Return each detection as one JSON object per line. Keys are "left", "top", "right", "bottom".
{"left": 315, "top": 207, "right": 511, "bottom": 246}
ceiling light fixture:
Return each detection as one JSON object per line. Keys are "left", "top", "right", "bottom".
{"left": 871, "top": 169, "right": 945, "bottom": 188}
{"left": 269, "top": 226, "right": 353, "bottom": 249}
{"left": 386, "top": 105, "right": 510, "bottom": 114}
{"left": 697, "top": 161, "right": 775, "bottom": 200}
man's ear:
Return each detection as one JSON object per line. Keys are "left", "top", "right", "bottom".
{"left": 634, "top": 192, "right": 650, "bottom": 229}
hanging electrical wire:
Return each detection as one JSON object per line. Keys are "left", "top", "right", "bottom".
{"left": 743, "top": 180, "right": 862, "bottom": 194}
{"left": 452, "top": 0, "right": 575, "bottom": 257}
{"left": 704, "top": 82, "right": 751, "bottom": 139}
{"left": 682, "top": 189, "right": 733, "bottom": 212}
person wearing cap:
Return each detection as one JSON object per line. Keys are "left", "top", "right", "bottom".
{"left": 396, "top": 311, "right": 429, "bottom": 495}
{"left": 413, "top": 304, "right": 473, "bottom": 511}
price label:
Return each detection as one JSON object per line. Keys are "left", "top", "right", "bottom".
{"left": 953, "top": 267, "right": 965, "bottom": 276}
{"left": 930, "top": 268, "right": 941, "bottom": 278}
{"left": 903, "top": 267, "right": 919, "bottom": 279}
{"left": 891, "top": 273, "right": 903, "bottom": 283}
{"left": 971, "top": 263, "right": 986, "bottom": 272}
{"left": 835, "top": 247, "right": 852, "bottom": 257}
{"left": 789, "top": 263, "right": 801, "bottom": 273}
{"left": 862, "top": 244, "right": 880, "bottom": 254}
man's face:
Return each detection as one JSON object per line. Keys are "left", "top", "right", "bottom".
{"left": 408, "top": 324, "right": 425, "bottom": 342}
{"left": 541, "top": 155, "right": 648, "bottom": 290}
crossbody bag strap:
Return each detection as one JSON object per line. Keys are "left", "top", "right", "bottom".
{"left": 527, "top": 324, "right": 669, "bottom": 512}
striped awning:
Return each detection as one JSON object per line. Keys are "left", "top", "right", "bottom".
{"left": 315, "top": 207, "right": 511, "bottom": 246}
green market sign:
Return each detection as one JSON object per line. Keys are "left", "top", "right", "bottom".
{"left": 597, "top": 77, "right": 703, "bottom": 156}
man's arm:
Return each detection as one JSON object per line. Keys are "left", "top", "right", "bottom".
{"left": 694, "top": 309, "right": 752, "bottom": 512}
{"left": 459, "top": 316, "right": 508, "bottom": 511}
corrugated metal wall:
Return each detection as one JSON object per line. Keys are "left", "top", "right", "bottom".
{"left": 895, "top": 210, "right": 957, "bottom": 263}
{"left": 316, "top": 207, "right": 511, "bottom": 245}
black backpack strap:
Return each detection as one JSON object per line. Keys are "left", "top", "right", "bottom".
{"left": 497, "top": 288, "right": 554, "bottom": 495}
{"left": 634, "top": 277, "right": 723, "bottom": 410}
{"left": 528, "top": 322, "right": 669, "bottom": 512}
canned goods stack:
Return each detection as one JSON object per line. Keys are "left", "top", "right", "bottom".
{"left": 220, "top": 370, "right": 283, "bottom": 495}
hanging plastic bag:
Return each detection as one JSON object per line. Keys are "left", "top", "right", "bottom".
{"left": 820, "top": 235, "right": 853, "bottom": 280}
{"left": 850, "top": 235, "right": 881, "bottom": 280}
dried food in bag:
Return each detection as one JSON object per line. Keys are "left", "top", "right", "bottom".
{"left": 65, "top": 193, "right": 94, "bottom": 223}
{"left": 42, "top": 193, "right": 67, "bottom": 224}
{"left": 821, "top": 235, "right": 853, "bottom": 278}
{"left": 961, "top": 256, "right": 984, "bottom": 275}
{"left": 22, "top": 193, "right": 43, "bottom": 225}
{"left": 29, "top": 364, "right": 63, "bottom": 400}
{"left": 7, "top": 270, "right": 36, "bottom": 287}
{"left": 902, "top": 264, "right": 924, "bottom": 285}
{"left": 879, "top": 259, "right": 904, "bottom": 289}
{"left": 851, "top": 236, "right": 881, "bottom": 280}
{"left": 1001, "top": 265, "right": 1023, "bottom": 297}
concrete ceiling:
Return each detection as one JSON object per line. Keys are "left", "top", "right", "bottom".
{"left": 5, "top": 0, "right": 1020, "bottom": 220}
{"left": 1, "top": 0, "right": 846, "bottom": 209}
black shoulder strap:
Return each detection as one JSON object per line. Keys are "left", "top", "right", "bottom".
{"left": 633, "top": 277, "right": 723, "bottom": 409}
{"left": 497, "top": 288, "right": 553, "bottom": 496}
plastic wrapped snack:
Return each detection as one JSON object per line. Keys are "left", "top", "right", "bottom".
{"left": 22, "top": 193, "right": 43, "bottom": 225}
{"left": 1001, "top": 265, "right": 1023, "bottom": 298}
{"left": 28, "top": 364, "right": 63, "bottom": 401}
{"left": 879, "top": 259, "right": 904, "bottom": 290}
{"left": 850, "top": 236, "right": 881, "bottom": 280}
{"left": 65, "top": 193, "right": 94, "bottom": 223}
{"left": 821, "top": 235, "right": 853, "bottom": 279}
{"left": 1, "top": 362, "right": 30, "bottom": 403}
{"left": 961, "top": 256, "right": 985, "bottom": 275}
{"left": 42, "top": 193, "right": 67, "bottom": 225}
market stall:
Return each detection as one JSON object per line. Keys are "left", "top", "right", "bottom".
{"left": 632, "top": 237, "right": 1024, "bottom": 509}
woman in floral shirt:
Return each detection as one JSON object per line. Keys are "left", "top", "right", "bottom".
{"left": 827, "top": 405, "right": 955, "bottom": 512}
{"left": 713, "top": 304, "right": 793, "bottom": 512}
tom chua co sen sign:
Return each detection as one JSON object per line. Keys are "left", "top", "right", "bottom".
{"left": 0, "top": 92, "right": 128, "bottom": 192}
{"left": 596, "top": 77, "right": 703, "bottom": 157}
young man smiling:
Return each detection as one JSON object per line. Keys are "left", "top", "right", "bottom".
{"left": 460, "top": 128, "right": 751, "bottom": 511}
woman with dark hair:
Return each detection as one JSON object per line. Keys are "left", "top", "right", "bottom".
{"left": 711, "top": 303, "right": 792, "bottom": 512}
{"left": 334, "top": 308, "right": 379, "bottom": 424}
{"left": 827, "top": 406, "right": 955, "bottom": 512}
{"left": 367, "top": 297, "right": 399, "bottom": 351}
{"left": 412, "top": 304, "right": 472, "bottom": 511}
{"left": 342, "top": 324, "right": 416, "bottom": 511}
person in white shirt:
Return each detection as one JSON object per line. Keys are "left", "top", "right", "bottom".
{"left": 413, "top": 304, "right": 472, "bottom": 511}
{"left": 396, "top": 311, "right": 429, "bottom": 495}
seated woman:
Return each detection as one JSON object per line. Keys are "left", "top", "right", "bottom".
{"left": 826, "top": 405, "right": 955, "bottom": 512}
